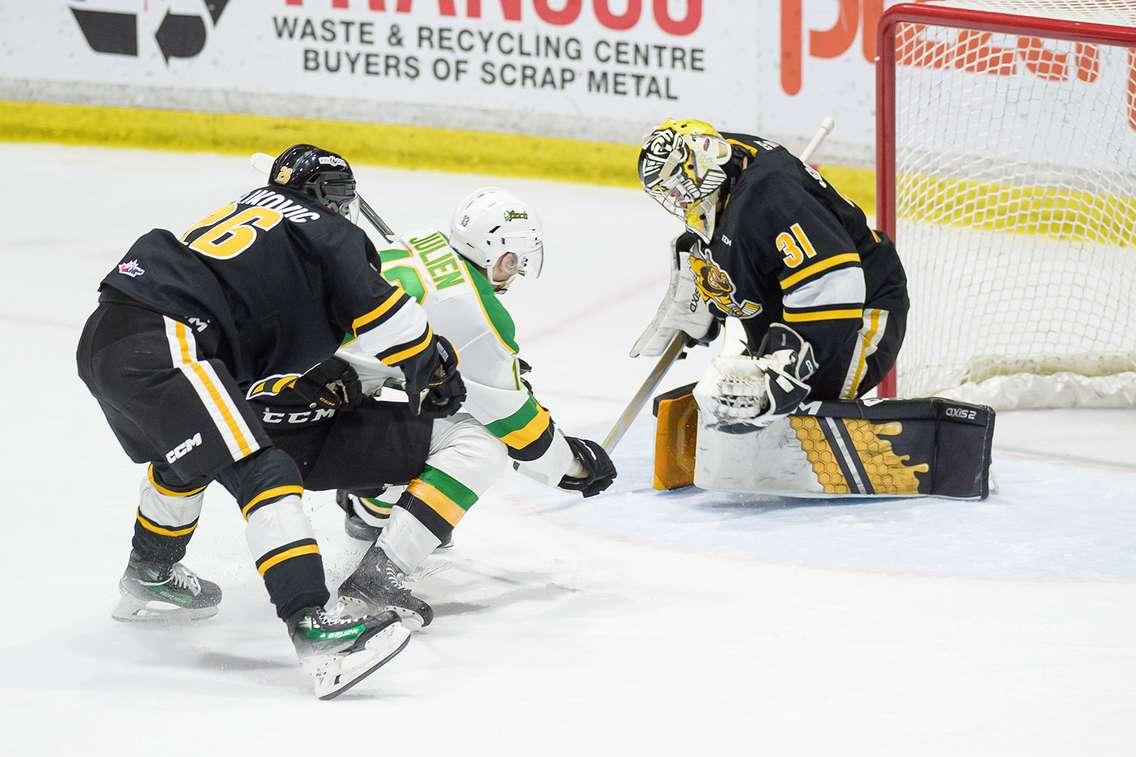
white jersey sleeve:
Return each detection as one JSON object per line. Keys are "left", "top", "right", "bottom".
{"left": 340, "top": 230, "right": 575, "bottom": 486}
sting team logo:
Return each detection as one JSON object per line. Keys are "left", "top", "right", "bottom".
{"left": 687, "top": 250, "right": 762, "bottom": 319}
{"left": 69, "top": 1, "right": 230, "bottom": 63}
{"left": 117, "top": 259, "right": 145, "bottom": 278}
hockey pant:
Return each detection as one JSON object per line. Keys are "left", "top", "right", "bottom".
{"left": 77, "top": 301, "right": 328, "bottom": 619}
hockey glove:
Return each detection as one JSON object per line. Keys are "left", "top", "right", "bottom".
{"left": 291, "top": 357, "right": 363, "bottom": 410}
{"left": 629, "top": 234, "right": 717, "bottom": 358}
{"left": 754, "top": 323, "right": 818, "bottom": 416}
{"left": 558, "top": 437, "right": 617, "bottom": 497}
{"left": 403, "top": 334, "right": 466, "bottom": 419}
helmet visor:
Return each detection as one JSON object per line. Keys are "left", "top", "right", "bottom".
{"left": 497, "top": 232, "right": 544, "bottom": 281}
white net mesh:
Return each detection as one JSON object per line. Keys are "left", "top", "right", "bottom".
{"left": 887, "top": 0, "right": 1136, "bottom": 408}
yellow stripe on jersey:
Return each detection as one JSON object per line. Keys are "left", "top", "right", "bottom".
{"left": 499, "top": 406, "right": 552, "bottom": 450}
{"left": 407, "top": 479, "right": 467, "bottom": 527}
{"left": 381, "top": 326, "right": 434, "bottom": 366}
{"left": 257, "top": 544, "right": 320, "bottom": 575}
{"left": 779, "top": 252, "right": 861, "bottom": 290}
{"left": 783, "top": 308, "right": 864, "bottom": 323}
{"left": 352, "top": 288, "right": 406, "bottom": 335}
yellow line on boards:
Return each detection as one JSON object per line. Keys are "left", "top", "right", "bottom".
{"left": 0, "top": 99, "right": 880, "bottom": 214}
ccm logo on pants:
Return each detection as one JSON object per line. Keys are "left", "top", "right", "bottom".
{"left": 166, "top": 433, "right": 203, "bottom": 463}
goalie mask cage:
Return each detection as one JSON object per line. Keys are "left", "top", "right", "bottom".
{"left": 876, "top": 1, "right": 1136, "bottom": 408}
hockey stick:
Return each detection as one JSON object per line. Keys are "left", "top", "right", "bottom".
{"left": 600, "top": 116, "right": 837, "bottom": 453}
{"left": 249, "top": 152, "right": 397, "bottom": 243}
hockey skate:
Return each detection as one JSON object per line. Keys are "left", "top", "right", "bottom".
{"left": 288, "top": 606, "right": 411, "bottom": 700}
{"left": 337, "top": 544, "right": 434, "bottom": 629}
{"left": 112, "top": 552, "right": 222, "bottom": 622}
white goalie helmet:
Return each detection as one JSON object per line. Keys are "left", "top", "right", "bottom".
{"left": 449, "top": 187, "right": 544, "bottom": 291}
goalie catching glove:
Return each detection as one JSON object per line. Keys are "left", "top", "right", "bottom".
{"left": 693, "top": 323, "right": 818, "bottom": 425}
{"left": 629, "top": 232, "right": 719, "bottom": 358}
{"left": 558, "top": 437, "right": 617, "bottom": 497}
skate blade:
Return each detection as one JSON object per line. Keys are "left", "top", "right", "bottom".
{"left": 311, "top": 623, "right": 412, "bottom": 701}
{"left": 111, "top": 595, "right": 219, "bottom": 623}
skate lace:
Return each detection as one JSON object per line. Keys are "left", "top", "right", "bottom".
{"left": 383, "top": 560, "right": 409, "bottom": 592}
{"left": 168, "top": 564, "right": 202, "bottom": 595}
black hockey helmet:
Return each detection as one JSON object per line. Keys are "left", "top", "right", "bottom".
{"left": 270, "top": 144, "right": 358, "bottom": 220}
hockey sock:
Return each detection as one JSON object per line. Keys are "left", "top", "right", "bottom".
{"left": 220, "top": 447, "right": 329, "bottom": 619}
{"left": 131, "top": 465, "right": 208, "bottom": 564}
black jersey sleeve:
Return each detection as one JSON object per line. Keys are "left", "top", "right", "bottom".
{"left": 732, "top": 173, "right": 869, "bottom": 400}
{"left": 304, "top": 220, "right": 431, "bottom": 368}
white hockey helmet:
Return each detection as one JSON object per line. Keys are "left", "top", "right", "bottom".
{"left": 449, "top": 187, "right": 544, "bottom": 291}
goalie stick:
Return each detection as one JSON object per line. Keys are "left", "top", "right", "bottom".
{"left": 600, "top": 116, "right": 837, "bottom": 453}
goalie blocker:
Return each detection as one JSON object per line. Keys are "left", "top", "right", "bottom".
{"left": 653, "top": 386, "right": 994, "bottom": 499}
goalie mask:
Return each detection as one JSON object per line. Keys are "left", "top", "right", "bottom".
{"left": 450, "top": 187, "right": 544, "bottom": 291}
{"left": 638, "top": 119, "right": 732, "bottom": 243}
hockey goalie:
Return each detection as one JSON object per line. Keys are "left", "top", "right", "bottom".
{"left": 633, "top": 118, "right": 993, "bottom": 499}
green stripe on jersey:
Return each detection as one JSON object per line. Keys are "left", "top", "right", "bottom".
{"left": 485, "top": 396, "right": 540, "bottom": 439}
{"left": 463, "top": 261, "right": 519, "bottom": 354}
{"left": 419, "top": 465, "right": 478, "bottom": 511}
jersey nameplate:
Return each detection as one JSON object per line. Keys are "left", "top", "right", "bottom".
{"left": 407, "top": 232, "right": 467, "bottom": 292}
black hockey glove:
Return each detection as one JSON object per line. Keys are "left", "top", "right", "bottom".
{"left": 558, "top": 437, "right": 617, "bottom": 498}
{"left": 291, "top": 357, "right": 363, "bottom": 410}
{"left": 754, "top": 323, "right": 819, "bottom": 416}
{"left": 402, "top": 334, "right": 466, "bottom": 419}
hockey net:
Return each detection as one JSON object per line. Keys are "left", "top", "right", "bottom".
{"left": 877, "top": 1, "right": 1136, "bottom": 408}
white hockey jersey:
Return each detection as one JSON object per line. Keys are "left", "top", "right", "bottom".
{"left": 337, "top": 229, "right": 576, "bottom": 487}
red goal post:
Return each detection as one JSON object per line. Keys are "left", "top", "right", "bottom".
{"left": 875, "top": 2, "right": 1136, "bottom": 404}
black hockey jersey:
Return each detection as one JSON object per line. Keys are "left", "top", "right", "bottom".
{"left": 99, "top": 185, "right": 428, "bottom": 394}
{"left": 694, "top": 133, "right": 909, "bottom": 398}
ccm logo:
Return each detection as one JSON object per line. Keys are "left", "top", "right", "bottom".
{"left": 261, "top": 407, "right": 337, "bottom": 425}
{"left": 166, "top": 433, "right": 203, "bottom": 463}
{"left": 945, "top": 406, "right": 978, "bottom": 421}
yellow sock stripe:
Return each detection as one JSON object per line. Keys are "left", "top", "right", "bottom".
{"left": 241, "top": 485, "right": 304, "bottom": 520}
{"left": 352, "top": 287, "right": 407, "bottom": 335}
{"left": 407, "top": 479, "right": 466, "bottom": 528}
{"left": 173, "top": 321, "right": 253, "bottom": 458}
{"left": 844, "top": 309, "right": 884, "bottom": 400}
{"left": 257, "top": 544, "right": 320, "bottom": 575}
{"left": 136, "top": 511, "right": 197, "bottom": 538}
{"left": 360, "top": 498, "right": 393, "bottom": 516}
{"left": 380, "top": 326, "right": 434, "bottom": 366}
{"left": 779, "top": 252, "right": 861, "bottom": 291}
{"left": 783, "top": 307, "right": 864, "bottom": 323}
{"left": 147, "top": 465, "right": 206, "bottom": 497}
{"left": 500, "top": 406, "right": 553, "bottom": 450}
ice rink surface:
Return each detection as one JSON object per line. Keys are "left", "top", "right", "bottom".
{"left": 1, "top": 145, "right": 1134, "bottom": 756}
